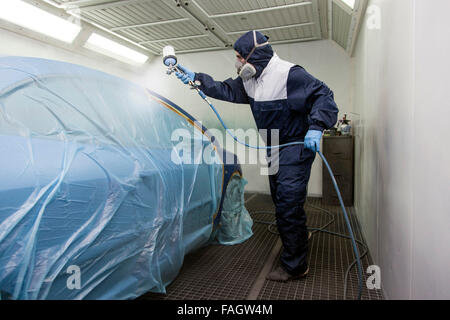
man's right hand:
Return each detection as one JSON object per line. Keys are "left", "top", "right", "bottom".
{"left": 176, "top": 64, "right": 195, "bottom": 85}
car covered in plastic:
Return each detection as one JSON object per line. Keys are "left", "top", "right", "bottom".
{"left": 0, "top": 57, "right": 253, "bottom": 300}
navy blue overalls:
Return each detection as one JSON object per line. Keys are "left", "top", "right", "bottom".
{"left": 194, "top": 31, "right": 338, "bottom": 275}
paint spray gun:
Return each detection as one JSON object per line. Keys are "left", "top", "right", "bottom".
{"left": 163, "top": 45, "right": 206, "bottom": 95}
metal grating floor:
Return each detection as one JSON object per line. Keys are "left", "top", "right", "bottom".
{"left": 138, "top": 194, "right": 383, "bottom": 300}
{"left": 256, "top": 196, "right": 383, "bottom": 300}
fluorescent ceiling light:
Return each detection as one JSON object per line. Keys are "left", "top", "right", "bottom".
{"left": 341, "top": 0, "right": 356, "bottom": 9}
{"left": 85, "top": 33, "right": 148, "bottom": 65}
{"left": 0, "top": 0, "right": 81, "bottom": 43}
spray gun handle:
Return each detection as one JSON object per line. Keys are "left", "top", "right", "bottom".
{"left": 174, "top": 66, "right": 199, "bottom": 90}
{"left": 165, "top": 63, "right": 198, "bottom": 90}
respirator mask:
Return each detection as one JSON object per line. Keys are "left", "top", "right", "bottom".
{"left": 235, "top": 31, "right": 270, "bottom": 81}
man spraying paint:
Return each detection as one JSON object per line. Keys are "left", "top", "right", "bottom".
{"left": 174, "top": 30, "right": 339, "bottom": 282}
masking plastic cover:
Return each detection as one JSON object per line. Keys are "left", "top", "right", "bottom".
{"left": 0, "top": 56, "right": 252, "bottom": 299}
{"left": 213, "top": 176, "right": 253, "bottom": 245}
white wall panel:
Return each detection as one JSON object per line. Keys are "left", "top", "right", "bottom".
{"left": 352, "top": 0, "right": 415, "bottom": 300}
{"left": 411, "top": 0, "right": 450, "bottom": 300}
{"left": 352, "top": 0, "right": 450, "bottom": 299}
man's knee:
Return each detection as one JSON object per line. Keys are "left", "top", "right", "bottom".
{"left": 276, "top": 182, "right": 308, "bottom": 208}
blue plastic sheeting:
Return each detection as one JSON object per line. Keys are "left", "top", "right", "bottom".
{"left": 213, "top": 176, "right": 253, "bottom": 245}
{"left": 0, "top": 57, "right": 252, "bottom": 300}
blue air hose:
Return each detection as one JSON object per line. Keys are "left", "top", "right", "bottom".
{"left": 318, "top": 151, "right": 363, "bottom": 300}
{"left": 167, "top": 65, "right": 364, "bottom": 299}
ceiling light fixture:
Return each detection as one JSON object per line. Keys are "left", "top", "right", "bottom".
{"left": 84, "top": 33, "right": 148, "bottom": 65}
{"left": 341, "top": 0, "right": 356, "bottom": 10}
{"left": 0, "top": 0, "right": 81, "bottom": 43}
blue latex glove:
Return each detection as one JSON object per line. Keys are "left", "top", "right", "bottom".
{"left": 176, "top": 64, "right": 195, "bottom": 85}
{"left": 304, "top": 130, "right": 323, "bottom": 153}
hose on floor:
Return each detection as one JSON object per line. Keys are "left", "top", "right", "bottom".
{"left": 251, "top": 202, "right": 368, "bottom": 300}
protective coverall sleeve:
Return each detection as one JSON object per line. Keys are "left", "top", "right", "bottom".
{"left": 287, "top": 66, "right": 339, "bottom": 131}
{"left": 195, "top": 73, "right": 249, "bottom": 104}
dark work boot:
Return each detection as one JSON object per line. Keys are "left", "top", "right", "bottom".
{"left": 266, "top": 265, "right": 309, "bottom": 282}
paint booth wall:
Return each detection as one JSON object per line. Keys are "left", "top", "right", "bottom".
{"left": 145, "top": 40, "right": 353, "bottom": 195}
{"left": 352, "top": 0, "right": 450, "bottom": 299}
